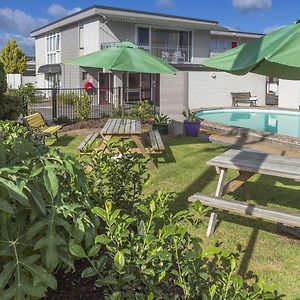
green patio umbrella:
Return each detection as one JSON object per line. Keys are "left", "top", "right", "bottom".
{"left": 202, "top": 19, "right": 300, "bottom": 80}
{"left": 65, "top": 41, "right": 178, "bottom": 74}
{"left": 66, "top": 41, "right": 178, "bottom": 118}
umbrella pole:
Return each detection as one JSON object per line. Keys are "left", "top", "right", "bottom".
{"left": 122, "top": 72, "right": 126, "bottom": 121}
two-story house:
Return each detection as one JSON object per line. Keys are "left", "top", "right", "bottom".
{"left": 31, "top": 5, "right": 265, "bottom": 128}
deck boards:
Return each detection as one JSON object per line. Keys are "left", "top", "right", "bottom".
{"left": 207, "top": 149, "right": 300, "bottom": 181}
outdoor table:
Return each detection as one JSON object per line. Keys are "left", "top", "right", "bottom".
{"left": 206, "top": 149, "right": 300, "bottom": 234}
{"left": 100, "top": 118, "right": 156, "bottom": 170}
{"left": 208, "top": 149, "right": 300, "bottom": 198}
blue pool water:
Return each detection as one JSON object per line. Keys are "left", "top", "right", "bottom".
{"left": 196, "top": 109, "right": 300, "bottom": 138}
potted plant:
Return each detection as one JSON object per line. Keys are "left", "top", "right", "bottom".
{"left": 182, "top": 110, "right": 201, "bottom": 137}
{"left": 152, "top": 113, "right": 170, "bottom": 135}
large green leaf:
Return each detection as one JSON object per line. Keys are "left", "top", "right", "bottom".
{"left": 43, "top": 169, "right": 59, "bottom": 198}
{"left": 0, "top": 178, "right": 29, "bottom": 206}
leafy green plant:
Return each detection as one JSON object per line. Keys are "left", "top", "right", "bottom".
{"left": 0, "top": 94, "right": 22, "bottom": 120}
{"left": 0, "top": 136, "right": 95, "bottom": 299}
{"left": 131, "top": 100, "right": 154, "bottom": 123}
{"left": 58, "top": 91, "right": 79, "bottom": 105}
{"left": 182, "top": 109, "right": 199, "bottom": 122}
{"left": 0, "top": 120, "right": 30, "bottom": 143}
{"left": 74, "top": 92, "right": 92, "bottom": 121}
{"left": 70, "top": 195, "right": 278, "bottom": 299}
{"left": 154, "top": 113, "right": 170, "bottom": 124}
{"left": 82, "top": 140, "right": 149, "bottom": 210}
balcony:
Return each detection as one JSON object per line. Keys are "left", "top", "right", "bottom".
{"left": 101, "top": 42, "right": 191, "bottom": 64}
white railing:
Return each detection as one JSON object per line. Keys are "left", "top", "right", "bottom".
{"left": 100, "top": 42, "right": 191, "bottom": 64}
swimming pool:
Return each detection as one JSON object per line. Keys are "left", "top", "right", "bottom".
{"left": 196, "top": 109, "right": 300, "bottom": 138}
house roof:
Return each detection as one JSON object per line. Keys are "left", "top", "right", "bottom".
{"left": 31, "top": 5, "right": 226, "bottom": 37}
{"left": 211, "top": 30, "right": 264, "bottom": 39}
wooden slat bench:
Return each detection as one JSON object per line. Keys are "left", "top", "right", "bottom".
{"left": 189, "top": 193, "right": 300, "bottom": 234}
{"left": 24, "top": 112, "right": 62, "bottom": 141}
{"left": 231, "top": 92, "right": 258, "bottom": 107}
{"left": 78, "top": 131, "right": 100, "bottom": 151}
{"left": 149, "top": 130, "right": 165, "bottom": 153}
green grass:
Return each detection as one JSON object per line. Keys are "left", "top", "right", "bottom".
{"left": 50, "top": 132, "right": 300, "bottom": 299}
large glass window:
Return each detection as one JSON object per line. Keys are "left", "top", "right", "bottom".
{"left": 137, "top": 27, "right": 191, "bottom": 63}
{"left": 46, "top": 31, "right": 61, "bottom": 64}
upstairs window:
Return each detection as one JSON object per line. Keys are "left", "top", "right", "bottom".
{"left": 137, "top": 27, "right": 150, "bottom": 50}
{"left": 46, "top": 31, "right": 61, "bottom": 64}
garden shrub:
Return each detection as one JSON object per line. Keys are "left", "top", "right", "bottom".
{"left": 74, "top": 142, "right": 278, "bottom": 300}
{"left": 0, "top": 62, "right": 6, "bottom": 94}
{"left": 0, "top": 94, "right": 22, "bottom": 120}
{"left": 0, "top": 120, "right": 30, "bottom": 143}
{"left": 130, "top": 100, "right": 155, "bottom": 123}
{"left": 58, "top": 91, "right": 79, "bottom": 105}
{"left": 82, "top": 141, "right": 149, "bottom": 210}
{"left": 74, "top": 92, "right": 92, "bottom": 121}
{"left": 70, "top": 195, "right": 278, "bottom": 299}
{"left": 0, "top": 134, "right": 95, "bottom": 299}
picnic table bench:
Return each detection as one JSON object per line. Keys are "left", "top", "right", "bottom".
{"left": 231, "top": 92, "right": 258, "bottom": 107}
{"left": 99, "top": 118, "right": 158, "bottom": 170}
{"left": 189, "top": 149, "right": 300, "bottom": 237}
{"left": 78, "top": 131, "right": 100, "bottom": 151}
{"left": 24, "top": 112, "right": 62, "bottom": 141}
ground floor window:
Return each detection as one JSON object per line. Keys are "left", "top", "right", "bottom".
{"left": 46, "top": 74, "right": 61, "bottom": 88}
{"left": 125, "top": 73, "right": 157, "bottom": 103}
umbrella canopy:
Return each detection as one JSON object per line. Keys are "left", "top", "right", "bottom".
{"left": 202, "top": 19, "right": 300, "bottom": 80}
{"left": 65, "top": 41, "right": 178, "bottom": 74}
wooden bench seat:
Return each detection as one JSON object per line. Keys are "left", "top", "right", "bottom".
{"left": 149, "top": 130, "right": 165, "bottom": 152}
{"left": 24, "top": 112, "right": 62, "bottom": 141}
{"left": 231, "top": 92, "right": 258, "bottom": 107}
{"left": 189, "top": 193, "right": 300, "bottom": 235}
{"left": 78, "top": 131, "right": 100, "bottom": 151}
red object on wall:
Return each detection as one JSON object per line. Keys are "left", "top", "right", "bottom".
{"left": 83, "top": 81, "right": 94, "bottom": 90}
{"left": 231, "top": 41, "right": 238, "bottom": 48}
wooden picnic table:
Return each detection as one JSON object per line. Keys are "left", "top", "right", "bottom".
{"left": 205, "top": 149, "right": 300, "bottom": 235}
{"left": 100, "top": 118, "right": 156, "bottom": 170}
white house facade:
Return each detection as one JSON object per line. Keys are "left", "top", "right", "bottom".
{"left": 31, "top": 5, "right": 267, "bottom": 130}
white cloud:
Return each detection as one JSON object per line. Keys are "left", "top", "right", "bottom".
{"left": 232, "top": 0, "right": 272, "bottom": 13}
{"left": 263, "top": 24, "right": 285, "bottom": 34}
{"left": 47, "top": 4, "right": 82, "bottom": 19}
{"left": 155, "top": 0, "right": 175, "bottom": 8}
{"left": 0, "top": 7, "right": 48, "bottom": 36}
{"left": 0, "top": 33, "right": 34, "bottom": 55}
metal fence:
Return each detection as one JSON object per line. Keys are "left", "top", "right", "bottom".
{"left": 28, "top": 87, "right": 152, "bottom": 121}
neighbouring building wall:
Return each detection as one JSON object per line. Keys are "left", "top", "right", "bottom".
{"left": 188, "top": 71, "right": 266, "bottom": 109}
{"left": 61, "top": 25, "right": 80, "bottom": 88}
{"left": 192, "top": 30, "right": 211, "bottom": 64}
{"left": 278, "top": 80, "right": 300, "bottom": 109}
{"left": 160, "top": 72, "right": 188, "bottom": 134}
{"left": 35, "top": 35, "right": 47, "bottom": 88}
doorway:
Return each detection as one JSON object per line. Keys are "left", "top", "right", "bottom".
{"left": 98, "top": 73, "right": 113, "bottom": 104}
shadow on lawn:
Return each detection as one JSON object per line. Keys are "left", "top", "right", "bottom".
{"left": 50, "top": 134, "right": 77, "bottom": 147}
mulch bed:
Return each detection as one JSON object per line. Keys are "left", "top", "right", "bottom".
{"left": 44, "top": 260, "right": 102, "bottom": 300}
{"left": 60, "top": 119, "right": 108, "bottom": 132}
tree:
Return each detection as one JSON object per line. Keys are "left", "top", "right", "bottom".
{"left": 0, "top": 39, "right": 27, "bottom": 74}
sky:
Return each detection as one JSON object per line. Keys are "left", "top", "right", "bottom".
{"left": 1, "top": 0, "right": 300, "bottom": 55}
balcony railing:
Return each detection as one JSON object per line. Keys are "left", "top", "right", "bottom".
{"left": 101, "top": 42, "right": 191, "bottom": 64}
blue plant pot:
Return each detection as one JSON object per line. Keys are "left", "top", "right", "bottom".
{"left": 183, "top": 120, "right": 201, "bottom": 137}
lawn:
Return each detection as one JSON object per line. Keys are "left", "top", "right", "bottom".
{"left": 49, "top": 132, "right": 300, "bottom": 299}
